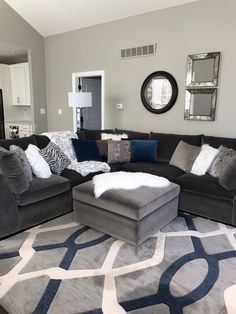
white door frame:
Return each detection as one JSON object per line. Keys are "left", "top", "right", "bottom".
{"left": 71, "top": 70, "right": 105, "bottom": 132}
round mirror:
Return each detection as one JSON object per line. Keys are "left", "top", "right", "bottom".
{"left": 141, "top": 71, "right": 178, "bottom": 114}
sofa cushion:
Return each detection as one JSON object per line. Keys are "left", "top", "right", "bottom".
{"left": 16, "top": 174, "right": 70, "bottom": 206}
{"left": 107, "top": 140, "right": 130, "bottom": 164}
{"left": 40, "top": 142, "right": 71, "bottom": 175}
{"left": 115, "top": 128, "right": 149, "bottom": 140}
{"left": 35, "top": 135, "right": 51, "bottom": 149}
{"left": 0, "top": 135, "right": 37, "bottom": 150}
{"left": 10, "top": 145, "right": 33, "bottom": 182}
{"left": 218, "top": 156, "right": 236, "bottom": 191}
{"left": 0, "top": 146, "right": 29, "bottom": 194}
{"left": 60, "top": 169, "right": 103, "bottom": 188}
{"left": 169, "top": 140, "right": 201, "bottom": 172}
{"left": 149, "top": 132, "right": 201, "bottom": 162}
{"left": 96, "top": 140, "right": 108, "bottom": 159}
{"left": 109, "top": 163, "right": 124, "bottom": 172}
{"left": 191, "top": 144, "right": 219, "bottom": 176}
{"left": 101, "top": 133, "right": 128, "bottom": 140}
{"left": 175, "top": 173, "right": 235, "bottom": 201}
{"left": 121, "top": 162, "right": 184, "bottom": 180}
{"left": 202, "top": 135, "right": 236, "bottom": 150}
{"left": 71, "top": 139, "right": 102, "bottom": 162}
{"left": 208, "top": 145, "right": 236, "bottom": 178}
{"left": 25, "top": 144, "right": 52, "bottom": 178}
{"left": 131, "top": 140, "right": 158, "bottom": 163}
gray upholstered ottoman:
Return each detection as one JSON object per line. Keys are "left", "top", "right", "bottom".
{"left": 73, "top": 181, "right": 180, "bottom": 246}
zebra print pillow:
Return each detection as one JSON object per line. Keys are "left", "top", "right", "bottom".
{"left": 40, "top": 142, "right": 71, "bottom": 175}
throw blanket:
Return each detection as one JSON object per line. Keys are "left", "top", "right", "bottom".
{"left": 68, "top": 160, "right": 110, "bottom": 177}
{"left": 42, "top": 131, "right": 111, "bottom": 176}
{"left": 42, "top": 131, "right": 78, "bottom": 162}
{"left": 93, "top": 171, "right": 170, "bottom": 198}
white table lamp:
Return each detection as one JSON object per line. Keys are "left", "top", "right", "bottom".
{"left": 68, "top": 92, "right": 92, "bottom": 129}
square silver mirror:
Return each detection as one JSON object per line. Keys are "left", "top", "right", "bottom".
{"left": 184, "top": 88, "right": 217, "bottom": 121}
{"left": 186, "top": 52, "right": 220, "bottom": 87}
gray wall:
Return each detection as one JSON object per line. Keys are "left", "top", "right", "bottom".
{"left": 45, "top": 0, "right": 236, "bottom": 137}
{"left": 0, "top": 0, "right": 47, "bottom": 133}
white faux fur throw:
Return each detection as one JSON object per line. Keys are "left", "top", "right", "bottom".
{"left": 93, "top": 171, "right": 170, "bottom": 198}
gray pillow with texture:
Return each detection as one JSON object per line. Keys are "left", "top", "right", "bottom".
{"left": 107, "top": 140, "right": 131, "bottom": 164}
{"left": 10, "top": 145, "right": 33, "bottom": 182}
{"left": 0, "top": 146, "right": 29, "bottom": 194}
{"left": 169, "top": 140, "right": 201, "bottom": 172}
{"left": 208, "top": 145, "right": 236, "bottom": 178}
{"left": 218, "top": 155, "right": 236, "bottom": 191}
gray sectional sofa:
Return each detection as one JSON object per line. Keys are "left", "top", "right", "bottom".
{"left": 0, "top": 129, "right": 236, "bottom": 240}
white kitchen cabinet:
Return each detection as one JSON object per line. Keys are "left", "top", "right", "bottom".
{"left": 10, "top": 63, "right": 31, "bottom": 106}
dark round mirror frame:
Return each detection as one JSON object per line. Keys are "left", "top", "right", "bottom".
{"left": 141, "top": 71, "right": 178, "bottom": 114}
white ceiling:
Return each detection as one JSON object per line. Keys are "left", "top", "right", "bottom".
{"left": 4, "top": 0, "right": 198, "bottom": 37}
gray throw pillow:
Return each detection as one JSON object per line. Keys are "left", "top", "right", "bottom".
{"left": 40, "top": 142, "right": 71, "bottom": 175}
{"left": 107, "top": 140, "right": 131, "bottom": 164}
{"left": 208, "top": 145, "right": 236, "bottom": 178}
{"left": 10, "top": 145, "right": 33, "bottom": 182}
{"left": 218, "top": 155, "right": 236, "bottom": 191}
{"left": 0, "top": 146, "right": 29, "bottom": 194}
{"left": 169, "top": 140, "right": 201, "bottom": 172}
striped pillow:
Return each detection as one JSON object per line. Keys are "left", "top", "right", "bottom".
{"left": 40, "top": 142, "right": 71, "bottom": 175}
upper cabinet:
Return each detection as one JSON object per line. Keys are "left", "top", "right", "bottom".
{"left": 10, "top": 62, "right": 31, "bottom": 106}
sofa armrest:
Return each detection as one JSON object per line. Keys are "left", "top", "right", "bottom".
{"left": 0, "top": 174, "right": 19, "bottom": 238}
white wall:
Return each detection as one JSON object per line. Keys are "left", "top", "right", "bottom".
{"left": 44, "top": 0, "right": 236, "bottom": 137}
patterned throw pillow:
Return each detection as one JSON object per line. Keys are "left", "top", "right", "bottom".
{"left": 42, "top": 131, "right": 78, "bottom": 162}
{"left": 107, "top": 140, "right": 131, "bottom": 164}
{"left": 10, "top": 145, "right": 33, "bottom": 182}
{"left": 40, "top": 142, "right": 71, "bottom": 175}
{"left": 208, "top": 145, "right": 236, "bottom": 177}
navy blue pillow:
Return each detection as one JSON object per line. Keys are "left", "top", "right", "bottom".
{"left": 71, "top": 139, "right": 102, "bottom": 162}
{"left": 131, "top": 140, "right": 158, "bottom": 163}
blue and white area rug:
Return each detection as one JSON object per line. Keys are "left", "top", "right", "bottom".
{"left": 0, "top": 212, "right": 236, "bottom": 314}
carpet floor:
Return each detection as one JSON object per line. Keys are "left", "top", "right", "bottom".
{"left": 0, "top": 212, "right": 236, "bottom": 314}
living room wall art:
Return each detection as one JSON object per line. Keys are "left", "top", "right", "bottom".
{"left": 184, "top": 52, "right": 221, "bottom": 121}
{"left": 141, "top": 71, "right": 178, "bottom": 114}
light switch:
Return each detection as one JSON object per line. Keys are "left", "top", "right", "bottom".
{"left": 117, "top": 103, "right": 123, "bottom": 110}
{"left": 58, "top": 109, "right": 63, "bottom": 115}
{"left": 40, "top": 108, "right": 46, "bottom": 115}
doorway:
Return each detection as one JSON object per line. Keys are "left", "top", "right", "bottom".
{"left": 72, "top": 70, "right": 104, "bottom": 131}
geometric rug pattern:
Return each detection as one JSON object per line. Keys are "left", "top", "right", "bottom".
{"left": 0, "top": 212, "right": 236, "bottom": 313}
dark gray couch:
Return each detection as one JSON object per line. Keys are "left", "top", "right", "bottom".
{"left": 78, "top": 129, "right": 236, "bottom": 227}
{"left": 1, "top": 129, "right": 236, "bottom": 240}
{"left": 0, "top": 134, "right": 103, "bottom": 239}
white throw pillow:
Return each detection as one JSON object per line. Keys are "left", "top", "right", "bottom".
{"left": 101, "top": 133, "right": 128, "bottom": 141}
{"left": 191, "top": 144, "right": 219, "bottom": 176}
{"left": 25, "top": 144, "right": 52, "bottom": 178}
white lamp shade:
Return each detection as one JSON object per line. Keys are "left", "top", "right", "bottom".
{"left": 68, "top": 92, "right": 92, "bottom": 108}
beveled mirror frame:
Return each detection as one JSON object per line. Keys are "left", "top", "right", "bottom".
{"left": 184, "top": 88, "right": 217, "bottom": 121}
{"left": 186, "top": 52, "right": 220, "bottom": 87}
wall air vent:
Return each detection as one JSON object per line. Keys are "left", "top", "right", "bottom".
{"left": 121, "top": 44, "right": 156, "bottom": 59}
